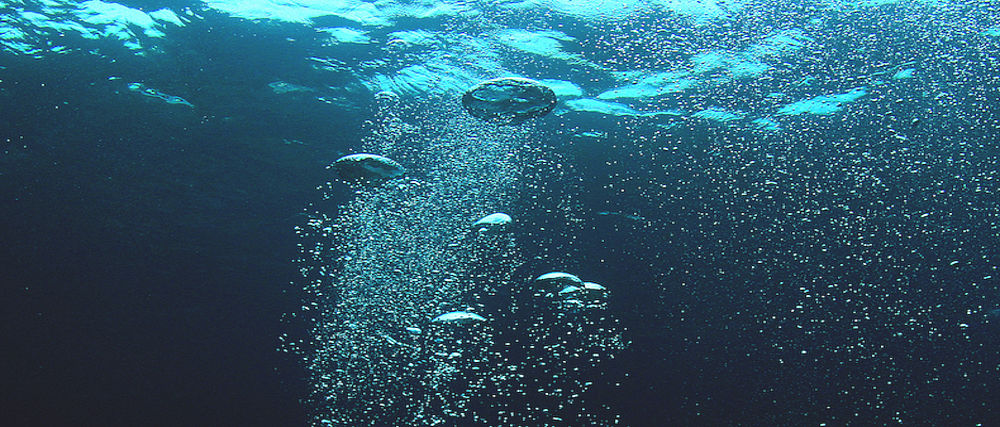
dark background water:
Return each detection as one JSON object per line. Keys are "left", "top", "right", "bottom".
{"left": 0, "top": 48, "right": 339, "bottom": 425}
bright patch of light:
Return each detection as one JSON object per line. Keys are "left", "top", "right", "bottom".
{"left": 777, "top": 87, "right": 868, "bottom": 116}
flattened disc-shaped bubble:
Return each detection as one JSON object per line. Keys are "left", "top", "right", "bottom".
{"left": 431, "top": 311, "right": 487, "bottom": 325}
{"left": 462, "top": 77, "right": 557, "bottom": 124}
{"left": 580, "top": 282, "right": 609, "bottom": 300}
{"left": 558, "top": 285, "right": 582, "bottom": 296}
{"left": 473, "top": 212, "right": 512, "bottom": 230}
{"left": 533, "top": 271, "right": 584, "bottom": 292}
{"left": 332, "top": 153, "right": 405, "bottom": 183}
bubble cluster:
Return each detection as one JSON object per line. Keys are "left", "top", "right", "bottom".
{"left": 295, "top": 96, "right": 625, "bottom": 425}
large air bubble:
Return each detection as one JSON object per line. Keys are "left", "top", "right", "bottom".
{"left": 462, "top": 77, "right": 557, "bottom": 124}
{"left": 330, "top": 153, "right": 405, "bottom": 183}
{"left": 473, "top": 212, "right": 512, "bottom": 232}
{"left": 431, "top": 311, "right": 487, "bottom": 324}
{"left": 533, "top": 271, "right": 584, "bottom": 292}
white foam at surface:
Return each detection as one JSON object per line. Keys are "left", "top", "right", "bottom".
{"left": 693, "top": 108, "right": 744, "bottom": 123}
{"left": 203, "top": 0, "right": 477, "bottom": 26}
{"left": 892, "top": 68, "right": 915, "bottom": 79}
{"left": 1, "top": 0, "right": 183, "bottom": 54}
{"left": 319, "top": 27, "right": 371, "bottom": 44}
{"left": 777, "top": 87, "right": 868, "bottom": 116}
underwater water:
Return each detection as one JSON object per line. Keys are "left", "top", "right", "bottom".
{"left": 2, "top": 0, "right": 1000, "bottom": 425}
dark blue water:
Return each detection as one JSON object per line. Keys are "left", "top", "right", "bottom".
{"left": 3, "top": 0, "right": 1000, "bottom": 425}
{"left": 0, "top": 51, "right": 318, "bottom": 425}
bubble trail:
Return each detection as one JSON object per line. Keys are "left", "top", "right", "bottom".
{"left": 295, "top": 98, "right": 625, "bottom": 426}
